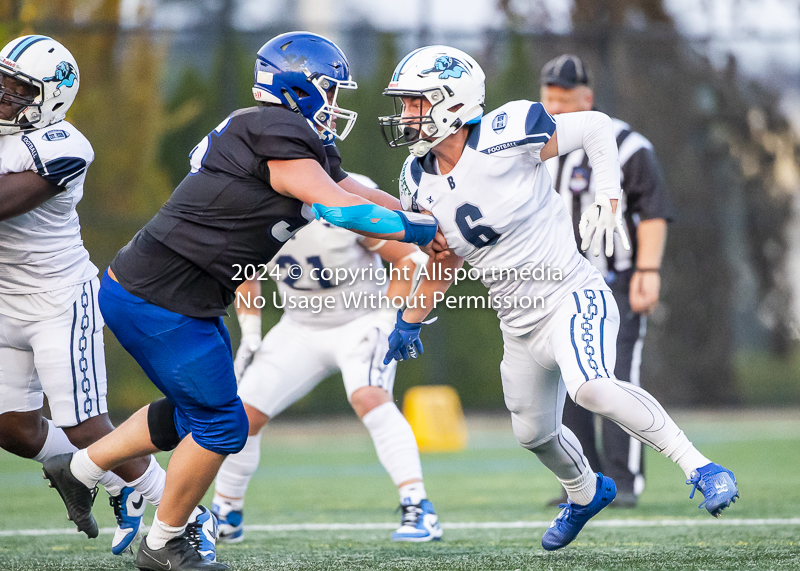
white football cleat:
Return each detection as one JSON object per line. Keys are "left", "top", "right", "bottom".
{"left": 110, "top": 486, "right": 146, "bottom": 555}
{"left": 212, "top": 502, "right": 244, "bottom": 544}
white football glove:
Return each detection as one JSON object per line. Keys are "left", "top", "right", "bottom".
{"left": 234, "top": 314, "right": 262, "bottom": 381}
{"left": 579, "top": 192, "right": 631, "bottom": 257}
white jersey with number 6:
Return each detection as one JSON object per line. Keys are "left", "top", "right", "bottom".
{"left": 399, "top": 100, "right": 607, "bottom": 335}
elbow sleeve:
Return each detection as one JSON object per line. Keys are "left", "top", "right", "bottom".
{"left": 555, "top": 111, "right": 621, "bottom": 200}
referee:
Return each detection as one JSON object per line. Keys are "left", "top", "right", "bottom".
{"left": 541, "top": 54, "right": 673, "bottom": 508}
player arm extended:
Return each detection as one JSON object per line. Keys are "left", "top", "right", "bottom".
{"left": 339, "top": 176, "right": 449, "bottom": 256}
{"left": 268, "top": 158, "right": 437, "bottom": 250}
{"left": 0, "top": 171, "right": 63, "bottom": 221}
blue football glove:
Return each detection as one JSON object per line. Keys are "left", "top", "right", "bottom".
{"left": 383, "top": 310, "right": 437, "bottom": 364}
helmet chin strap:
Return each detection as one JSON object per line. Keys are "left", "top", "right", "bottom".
{"left": 280, "top": 88, "right": 301, "bottom": 114}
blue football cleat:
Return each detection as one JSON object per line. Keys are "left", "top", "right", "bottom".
{"left": 392, "top": 499, "right": 443, "bottom": 542}
{"left": 211, "top": 502, "right": 244, "bottom": 544}
{"left": 541, "top": 473, "right": 616, "bottom": 551}
{"left": 186, "top": 505, "right": 218, "bottom": 562}
{"left": 110, "top": 486, "right": 146, "bottom": 555}
{"left": 687, "top": 462, "right": 739, "bottom": 517}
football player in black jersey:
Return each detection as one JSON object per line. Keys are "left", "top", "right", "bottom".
{"left": 43, "top": 32, "right": 442, "bottom": 571}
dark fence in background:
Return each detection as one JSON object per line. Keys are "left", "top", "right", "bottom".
{"left": 2, "top": 5, "right": 799, "bottom": 418}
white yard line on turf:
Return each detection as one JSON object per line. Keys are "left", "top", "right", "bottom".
{"left": 2, "top": 518, "right": 800, "bottom": 537}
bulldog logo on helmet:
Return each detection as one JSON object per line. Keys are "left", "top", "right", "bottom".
{"left": 43, "top": 61, "right": 77, "bottom": 95}
{"left": 422, "top": 56, "right": 470, "bottom": 80}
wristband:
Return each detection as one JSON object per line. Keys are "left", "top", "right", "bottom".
{"left": 396, "top": 210, "right": 437, "bottom": 246}
{"left": 635, "top": 268, "right": 660, "bottom": 273}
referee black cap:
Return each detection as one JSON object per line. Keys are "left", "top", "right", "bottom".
{"left": 541, "top": 54, "right": 590, "bottom": 88}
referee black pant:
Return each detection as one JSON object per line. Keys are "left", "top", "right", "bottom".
{"left": 562, "top": 269, "right": 647, "bottom": 496}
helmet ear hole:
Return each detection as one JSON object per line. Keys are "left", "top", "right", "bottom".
{"left": 52, "top": 102, "right": 63, "bottom": 111}
{"left": 292, "top": 87, "right": 309, "bottom": 99}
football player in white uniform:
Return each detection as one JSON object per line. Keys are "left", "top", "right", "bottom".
{"left": 318, "top": 46, "right": 740, "bottom": 550}
{"left": 0, "top": 35, "right": 173, "bottom": 555}
{"left": 211, "top": 174, "right": 442, "bottom": 542}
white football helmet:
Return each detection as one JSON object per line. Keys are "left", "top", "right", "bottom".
{"left": 0, "top": 35, "right": 79, "bottom": 135}
{"left": 379, "top": 45, "right": 485, "bottom": 157}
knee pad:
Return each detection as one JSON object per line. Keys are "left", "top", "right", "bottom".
{"left": 574, "top": 378, "right": 621, "bottom": 417}
{"left": 147, "top": 398, "right": 181, "bottom": 451}
{"left": 510, "top": 412, "right": 558, "bottom": 450}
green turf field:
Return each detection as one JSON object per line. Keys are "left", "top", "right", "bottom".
{"left": 0, "top": 409, "right": 798, "bottom": 571}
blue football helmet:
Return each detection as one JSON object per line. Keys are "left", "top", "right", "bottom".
{"left": 253, "top": 32, "right": 357, "bottom": 143}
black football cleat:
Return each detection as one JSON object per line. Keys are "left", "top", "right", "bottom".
{"left": 136, "top": 535, "right": 229, "bottom": 570}
{"left": 42, "top": 453, "right": 99, "bottom": 538}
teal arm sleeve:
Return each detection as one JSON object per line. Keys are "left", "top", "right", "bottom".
{"left": 312, "top": 203, "right": 438, "bottom": 245}
{"left": 311, "top": 203, "right": 405, "bottom": 233}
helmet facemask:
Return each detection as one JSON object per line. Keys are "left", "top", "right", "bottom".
{"left": 305, "top": 70, "right": 357, "bottom": 144}
{"left": 0, "top": 67, "right": 43, "bottom": 134}
{"left": 379, "top": 88, "right": 450, "bottom": 155}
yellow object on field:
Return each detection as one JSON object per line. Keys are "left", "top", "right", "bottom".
{"left": 402, "top": 385, "right": 468, "bottom": 452}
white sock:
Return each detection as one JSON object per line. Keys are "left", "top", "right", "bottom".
{"left": 214, "top": 432, "right": 261, "bottom": 506}
{"left": 398, "top": 481, "right": 427, "bottom": 505}
{"left": 558, "top": 466, "right": 597, "bottom": 506}
{"left": 146, "top": 511, "right": 186, "bottom": 550}
{"left": 33, "top": 420, "right": 77, "bottom": 463}
{"left": 70, "top": 449, "right": 107, "bottom": 489}
{"left": 128, "top": 455, "right": 166, "bottom": 506}
{"left": 362, "top": 402, "right": 423, "bottom": 486}
{"left": 99, "top": 472, "right": 127, "bottom": 497}
{"left": 663, "top": 431, "right": 712, "bottom": 478}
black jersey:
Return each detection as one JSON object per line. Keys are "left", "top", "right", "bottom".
{"left": 111, "top": 105, "right": 347, "bottom": 318}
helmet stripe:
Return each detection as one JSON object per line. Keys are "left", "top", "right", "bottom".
{"left": 391, "top": 47, "right": 427, "bottom": 82}
{"left": 8, "top": 35, "right": 50, "bottom": 62}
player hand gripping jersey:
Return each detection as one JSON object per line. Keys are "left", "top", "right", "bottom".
{"left": 319, "top": 45, "right": 740, "bottom": 551}
{"left": 40, "top": 32, "right": 439, "bottom": 571}
{"left": 211, "top": 182, "right": 442, "bottom": 542}
{"left": 0, "top": 35, "right": 167, "bottom": 556}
